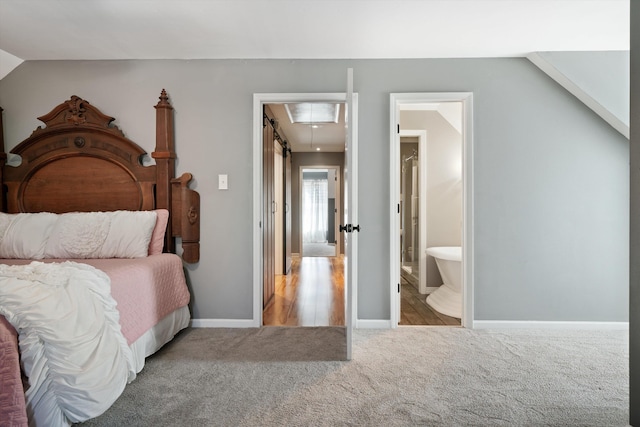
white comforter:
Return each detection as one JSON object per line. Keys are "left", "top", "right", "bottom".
{"left": 0, "top": 261, "right": 136, "bottom": 427}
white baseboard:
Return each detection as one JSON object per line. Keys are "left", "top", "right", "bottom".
{"left": 191, "top": 319, "right": 628, "bottom": 330}
{"left": 356, "top": 319, "right": 393, "bottom": 329}
{"left": 191, "top": 319, "right": 257, "bottom": 328}
{"left": 292, "top": 252, "right": 300, "bottom": 257}
{"left": 473, "top": 320, "right": 629, "bottom": 330}
{"left": 192, "top": 318, "right": 395, "bottom": 329}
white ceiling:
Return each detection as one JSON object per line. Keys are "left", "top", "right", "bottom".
{"left": 0, "top": 0, "right": 630, "bottom": 152}
{"left": 0, "top": 0, "right": 629, "bottom": 63}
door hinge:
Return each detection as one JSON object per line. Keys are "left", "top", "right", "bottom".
{"left": 397, "top": 204, "right": 400, "bottom": 214}
{"left": 398, "top": 283, "right": 400, "bottom": 293}
{"left": 397, "top": 124, "right": 400, "bottom": 134}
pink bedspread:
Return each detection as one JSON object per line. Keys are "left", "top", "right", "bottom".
{"left": 0, "top": 254, "right": 190, "bottom": 426}
{"left": 0, "top": 315, "right": 28, "bottom": 427}
{"left": 79, "top": 255, "right": 191, "bottom": 344}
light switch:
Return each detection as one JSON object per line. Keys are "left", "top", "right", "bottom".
{"left": 218, "top": 174, "right": 228, "bottom": 190}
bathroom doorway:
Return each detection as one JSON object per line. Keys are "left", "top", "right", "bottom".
{"left": 390, "top": 93, "right": 474, "bottom": 328}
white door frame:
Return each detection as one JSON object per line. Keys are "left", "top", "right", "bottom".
{"left": 299, "top": 165, "right": 341, "bottom": 257}
{"left": 253, "top": 93, "right": 357, "bottom": 328}
{"left": 389, "top": 93, "right": 474, "bottom": 328}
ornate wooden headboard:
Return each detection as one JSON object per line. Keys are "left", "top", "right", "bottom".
{"left": 0, "top": 90, "right": 200, "bottom": 263}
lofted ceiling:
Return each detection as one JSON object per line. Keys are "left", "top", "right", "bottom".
{"left": 0, "top": 0, "right": 630, "bottom": 152}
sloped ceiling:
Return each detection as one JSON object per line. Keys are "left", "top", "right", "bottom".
{"left": 528, "top": 51, "right": 630, "bottom": 138}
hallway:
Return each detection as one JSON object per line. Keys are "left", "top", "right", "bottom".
{"left": 263, "top": 256, "right": 344, "bottom": 326}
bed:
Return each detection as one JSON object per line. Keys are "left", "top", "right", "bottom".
{"left": 0, "top": 91, "right": 200, "bottom": 427}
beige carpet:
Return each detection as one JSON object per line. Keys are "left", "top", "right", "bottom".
{"left": 302, "top": 242, "right": 336, "bottom": 257}
{"left": 83, "top": 327, "right": 629, "bottom": 426}
{"left": 153, "top": 326, "right": 346, "bottom": 362}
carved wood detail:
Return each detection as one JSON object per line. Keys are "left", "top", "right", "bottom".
{"left": 171, "top": 173, "right": 200, "bottom": 264}
{"left": 0, "top": 91, "right": 200, "bottom": 263}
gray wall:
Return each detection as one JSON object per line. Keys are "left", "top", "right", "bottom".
{"left": 0, "top": 58, "right": 628, "bottom": 322}
{"left": 630, "top": 2, "right": 639, "bottom": 424}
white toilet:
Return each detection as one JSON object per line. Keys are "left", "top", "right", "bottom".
{"left": 425, "top": 246, "right": 462, "bottom": 318}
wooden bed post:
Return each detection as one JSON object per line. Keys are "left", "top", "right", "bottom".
{"left": 171, "top": 173, "right": 200, "bottom": 263}
{"left": 152, "top": 89, "right": 177, "bottom": 253}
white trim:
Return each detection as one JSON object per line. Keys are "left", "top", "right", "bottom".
{"left": 349, "top": 93, "right": 359, "bottom": 332}
{"left": 190, "top": 319, "right": 629, "bottom": 330}
{"left": 390, "top": 97, "right": 400, "bottom": 327}
{"left": 462, "top": 94, "right": 474, "bottom": 329}
{"left": 390, "top": 92, "right": 474, "bottom": 329}
{"left": 191, "top": 319, "right": 256, "bottom": 328}
{"left": 253, "top": 93, "right": 356, "bottom": 329}
{"left": 527, "top": 52, "right": 629, "bottom": 139}
{"left": 474, "top": 320, "right": 629, "bottom": 330}
{"left": 344, "top": 68, "right": 357, "bottom": 360}
{"left": 252, "top": 93, "right": 264, "bottom": 328}
{"left": 356, "top": 319, "right": 393, "bottom": 329}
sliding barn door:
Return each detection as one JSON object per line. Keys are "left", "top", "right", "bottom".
{"left": 284, "top": 151, "right": 292, "bottom": 274}
{"left": 263, "top": 113, "right": 275, "bottom": 307}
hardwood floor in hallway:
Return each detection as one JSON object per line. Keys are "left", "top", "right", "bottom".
{"left": 263, "top": 255, "right": 345, "bottom": 326}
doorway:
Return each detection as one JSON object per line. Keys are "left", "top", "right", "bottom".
{"left": 301, "top": 166, "right": 340, "bottom": 258}
{"left": 390, "top": 93, "right": 474, "bottom": 328}
{"left": 253, "top": 93, "right": 356, "bottom": 332}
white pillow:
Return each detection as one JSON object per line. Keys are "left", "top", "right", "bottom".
{"left": 44, "top": 210, "right": 158, "bottom": 259}
{"left": 99, "top": 210, "right": 157, "bottom": 258}
{"left": 0, "top": 212, "right": 59, "bottom": 259}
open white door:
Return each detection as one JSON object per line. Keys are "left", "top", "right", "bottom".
{"left": 343, "top": 68, "right": 358, "bottom": 359}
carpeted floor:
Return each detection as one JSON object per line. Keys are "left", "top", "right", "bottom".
{"left": 83, "top": 327, "right": 629, "bottom": 427}
{"left": 302, "top": 242, "right": 336, "bottom": 257}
